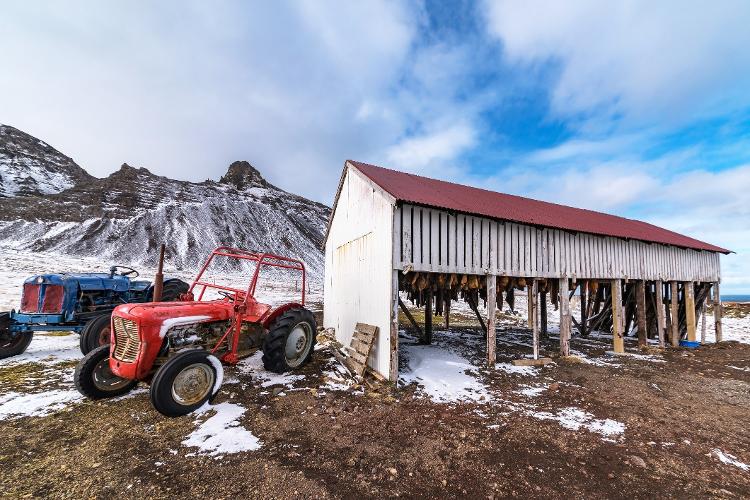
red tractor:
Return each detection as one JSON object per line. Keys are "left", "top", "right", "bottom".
{"left": 74, "top": 247, "right": 316, "bottom": 417}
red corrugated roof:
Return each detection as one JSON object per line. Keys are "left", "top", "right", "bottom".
{"left": 349, "top": 160, "right": 730, "bottom": 254}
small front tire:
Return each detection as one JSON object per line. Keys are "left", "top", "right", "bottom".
{"left": 149, "top": 349, "right": 222, "bottom": 417}
{"left": 0, "top": 313, "right": 32, "bottom": 359}
{"left": 74, "top": 345, "right": 138, "bottom": 399}
{"left": 79, "top": 314, "right": 112, "bottom": 355}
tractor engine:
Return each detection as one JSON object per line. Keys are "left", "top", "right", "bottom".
{"left": 165, "top": 321, "right": 230, "bottom": 350}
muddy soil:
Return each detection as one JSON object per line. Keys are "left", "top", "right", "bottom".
{"left": 2, "top": 322, "right": 749, "bottom": 500}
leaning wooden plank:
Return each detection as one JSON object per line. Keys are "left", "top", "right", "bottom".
{"left": 343, "top": 347, "right": 368, "bottom": 365}
{"left": 353, "top": 330, "right": 373, "bottom": 344}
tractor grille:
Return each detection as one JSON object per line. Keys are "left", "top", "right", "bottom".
{"left": 20, "top": 284, "right": 64, "bottom": 313}
{"left": 20, "top": 284, "right": 40, "bottom": 313}
{"left": 112, "top": 316, "right": 140, "bottom": 363}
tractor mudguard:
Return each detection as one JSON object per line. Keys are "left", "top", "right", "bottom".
{"left": 261, "top": 302, "right": 305, "bottom": 329}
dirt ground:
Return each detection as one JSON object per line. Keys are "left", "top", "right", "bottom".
{"left": 2, "top": 308, "right": 750, "bottom": 499}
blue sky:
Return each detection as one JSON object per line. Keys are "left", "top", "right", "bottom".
{"left": 1, "top": 1, "right": 749, "bottom": 292}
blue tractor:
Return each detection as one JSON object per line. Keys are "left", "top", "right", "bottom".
{"left": 0, "top": 265, "right": 188, "bottom": 359}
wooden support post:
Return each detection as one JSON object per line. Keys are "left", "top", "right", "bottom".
{"left": 700, "top": 299, "right": 707, "bottom": 344}
{"left": 636, "top": 280, "right": 647, "bottom": 348}
{"left": 486, "top": 275, "right": 497, "bottom": 367}
{"left": 655, "top": 280, "right": 666, "bottom": 348}
{"left": 670, "top": 281, "right": 679, "bottom": 347}
{"left": 425, "top": 289, "right": 433, "bottom": 345}
{"left": 444, "top": 294, "right": 451, "bottom": 329}
{"left": 559, "top": 278, "right": 571, "bottom": 357}
{"left": 540, "top": 291, "right": 548, "bottom": 338}
{"left": 685, "top": 281, "right": 696, "bottom": 342}
{"left": 714, "top": 282, "right": 723, "bottom": 342}
{"left": 531, "top": 279, "right": 539, "bottom": 360}
{"left": 527, "top": 285, "right": 534, "bottom": 329}
{"left": 390, "top": 270, "right": 399, "bottom": 382}
{"left": 612, "top": 279, "right": 624, "bottom": 353}
{"left": 580, "top": 280, "right": 588, "bottom": 337}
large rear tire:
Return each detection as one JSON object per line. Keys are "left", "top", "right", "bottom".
{"left": 262, "top": 307, "right": 316, "bottom": 374}
{"left": 0, "top": 312, "right": 32, "bottom": 360}
{"left": 149, "top": 349, "right": 222, "bottom": 417}
{"left": 157, "top": 279, "right": 190, "bottom": 302}
{"left": 74, "top": 345, "right": 138, "bottom": 399}
{"left": 79, "top": 314, "right": 112, "bottom": 355}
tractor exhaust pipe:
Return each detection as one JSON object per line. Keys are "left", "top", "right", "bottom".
{"left": 153, "top": 244, "right": 165, "bottom": 302}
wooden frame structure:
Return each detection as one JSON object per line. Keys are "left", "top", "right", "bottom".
{"left": 324, "top": 161, "right": 729, "bottom": 381}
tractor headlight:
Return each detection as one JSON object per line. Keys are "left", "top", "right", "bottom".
{"left": 36, "top": 276, "right": 44, "bottom": 284}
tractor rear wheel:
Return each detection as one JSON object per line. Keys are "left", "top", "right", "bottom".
{"left": 262, "top": 307, "right": 316, "bottom": 374}
{"left": 149, "top": 349, "right": 222, "bottom": 417}
{"left": 157, "top": 279, "right": 190, "bottom": 302}
{"left": 74, "top": 345, "right": 138, "bottom": 399}
{"left": 0, "top": 312, "right": 33, "bottom": 360}
{"left": 79, "top": 314, "right": 112, "bottom": 355}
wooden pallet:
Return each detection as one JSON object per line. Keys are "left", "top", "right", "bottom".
{"left": 332, "top": 323, "right": 378, "bottom": 378}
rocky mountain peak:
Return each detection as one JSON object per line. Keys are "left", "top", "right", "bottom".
{"left": 0, "top": 124, "right": 92, "bottom": 197}
{"left": 219, "top": 161, "right": 272, "bottom": 190}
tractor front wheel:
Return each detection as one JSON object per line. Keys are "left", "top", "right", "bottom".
{"left": 149, "top": 349, "right": 222, "bottom": 417}
{"left": 262, "top": 307, "right": 316, "bottom": 374}
{"left": 79, "top": 314, "right": 112, "bottom": 355}
{"left": 0, "top": 312, "right": 32, "bottom": 360}
{"left": 74, "top": 345, "right": 138, "bottom": 399}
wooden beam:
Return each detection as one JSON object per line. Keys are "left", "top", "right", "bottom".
{"left": 390, "top": 270, "right": 399, "bottom": 382}
{"left": 655, "top": 279, "right": 666, "bottom": 348}
{"left": 559, "top": 278, "right": 571, "bottom": 356}
{"left": 714, "top": 281, "right": 723, "bottom": 342}
{"left": 486, "top": 275, "right": 497, "bottom": 367}
{"left": 531, "top": 279, "right": 539, "bottom": 360}
{"left": 398, "top": 298, "right": 423, "bottom": 339}
{"left": 636, "top": 280, "right": 647, "bottom": 348}
{"left": 670, "top": 281, "right": 679, "bottom": 347}
{"left": 685, "top": 281, "right": 696, "bottom": 342}
{"left": 612, "top": 279, "right": 624, "bottom": 353}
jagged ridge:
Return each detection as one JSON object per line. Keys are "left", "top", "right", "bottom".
{"left": 0, "top": 126, "right": 330, "bottom": 282}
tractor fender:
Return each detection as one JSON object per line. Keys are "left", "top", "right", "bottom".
{"left": 261, "top": 303, "right": 305, "bottom": 329}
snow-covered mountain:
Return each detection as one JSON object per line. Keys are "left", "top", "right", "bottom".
{"left": 0, "top": 125, "right": 330, "bottom": 281}
{"left": 0, "top": 125, "right": 93, "bottom": 197}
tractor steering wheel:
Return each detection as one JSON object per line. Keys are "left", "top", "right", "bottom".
{"left": 110, "top": 265, "right": 140, "bottom": 278}
{"left": 217, "top": 290, "right": 235, "bottom": 301}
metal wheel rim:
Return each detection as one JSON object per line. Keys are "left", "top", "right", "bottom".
{"left": 285, "top": 323, "right": 312, "bottom": 368}
{"left": 171, "top": 363, "right": 214, "bottom": 406}
{"left": 98, "top": 326, "right": 111, "bottom": 346}
{"left": 92, "top": 357, "right": 133, "bottom": 391}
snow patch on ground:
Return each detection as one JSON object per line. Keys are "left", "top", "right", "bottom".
{"left": 495, "top": 363, "right": 539, "bottom": 376}
{"left": 517, "top": 384, "right": 548, "bottom": 397}
{"left": 400, "top": 343, "right": 492, "bottom": 403}
{"left": 528, "top": 407, "right": 625, "bottom": 440}
{"left": 0, "top": 389, "right": 82, "bottom": 418}
{"left": 0, "top": 333, "right": 81, "bottom": 367}
{"left": 236, "top": 351, "right": 305, "bottom": 388}
{"left": 182, "top": 402, "right": 261, "bottom": 457}
{"left": 713, "top": 449, "right": 749, "bottom": 471}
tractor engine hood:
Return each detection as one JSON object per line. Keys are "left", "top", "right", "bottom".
{"left": 114, "top": 301, "right": 234, "bottom": 338}
{"left": 24, "top": 272, "right": 131, "bottom": 292}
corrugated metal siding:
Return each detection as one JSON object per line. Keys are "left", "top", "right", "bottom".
{"left": 394, "top": 204, "right": 720, "bottom": 281}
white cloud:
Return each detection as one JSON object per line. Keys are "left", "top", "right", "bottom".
{"left": 483, "top": 0, "right": 750, "bottom": 127}
{"left": 0, "top": 0, "right": 423, "bottom": 202}
{"left": 385, "top": 123, "right": 476, "bottom": 173}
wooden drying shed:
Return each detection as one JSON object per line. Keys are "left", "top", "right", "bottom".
{"left": 323, "top": 160, "right": 731, "bottom": 381}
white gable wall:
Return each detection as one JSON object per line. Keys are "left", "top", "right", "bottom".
{"left": 324, "top": 166, "right": 395, "bottom": 378}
